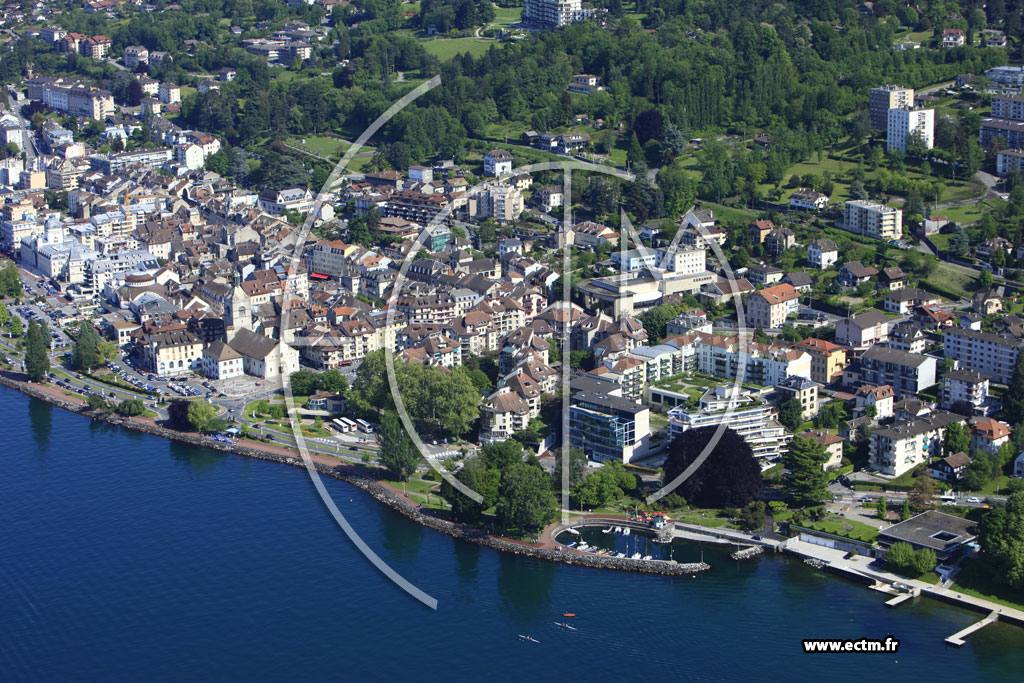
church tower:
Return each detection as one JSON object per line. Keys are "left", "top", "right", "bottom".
{"left": 224, "top": 271, "right": 252, "bottom": 342}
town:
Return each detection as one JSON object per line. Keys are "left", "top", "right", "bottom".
{"left": 0, "top": 0, "right": 1023, "bottom": 643}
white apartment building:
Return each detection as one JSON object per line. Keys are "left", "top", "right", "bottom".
{"left": 870, "top": 412, "right": 962, "bottom": 477}
{"left": 483, "top": 149, "right": 513, "bottom": 177}
{"left": 887, "top": 107, "right": 934, "bottom": 153}
{"left": 842, "top": 200, "right": 903, "bottom": 241}
{"left": 523, "top": 0, "right": 584, "bottom": 27}
{"left": 668, "top": 386, "right": 791, "bottom": 460}
{"left": 944, "top": 328, "right": 1024, "bottom": 385}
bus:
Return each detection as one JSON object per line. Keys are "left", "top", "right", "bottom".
{"left": 355, "top": 419, "right": 374, "bottom": 434}
{"left": 332, "top": 418, "right": 356, "bottom": 433}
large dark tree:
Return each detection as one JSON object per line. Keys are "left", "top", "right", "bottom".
{"left": 24, "top": 319, "right": 50, "bottom": 382}
{"left": 662, "top": 427, "right": 762, "bottom": 508}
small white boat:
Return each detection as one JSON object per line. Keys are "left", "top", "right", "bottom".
{"left": 577, "top": 542, "right": 589, "bottom": 550}
{"left": 631, "top": 552, "right": 642, "bottom": 560}
{"left": 614, "top": 526, "right": 622, "bottom": 533}
{"left": 566, "top": 527, "right": 580, "bottom": 535}
{"left": 643, "top": 555, "right": 653, "bottom": 560}
{"left": 615, "top": 552, "right": 625, "bottom": 558}
{"left": 602, "top": 526, "right": 613, "bottom": 534}
{"left": 519, "top": 635, "right": 540, "bottom": 643}
{"left": 622, "top": 527, "right": 631, "bottom": 536}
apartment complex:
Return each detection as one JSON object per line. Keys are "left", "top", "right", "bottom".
{"left": 26, "top": 77, "right": 114, "bottom": 120}
{"left": 667, "top": 386, "right": 791, "bottom": 460}
{"left": 886, "top": 107, "right": 934, "bottom": 153}
{"left": 869, "top": 85, "right": 914, "bottom": 129}
{"left": 943, "top": 327, "right": 1024, "bottom": 385}
{"left": 858, "top": 345, "right": 938, "bottom": 397}
{"left": 842, "top": 200, "right": 902, "bottom": 241}
{"left": 523, "top": 0, "right": 585, "bottom": 28}
{"left": 870, "top": 412, "right": 963, "bottom": 476}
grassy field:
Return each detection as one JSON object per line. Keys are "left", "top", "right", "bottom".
{"left": 287, "top": 135, "right": 350, "bottom": 159}
{"left": 939, "top": 200, "right": 997, "bottom": 224}
{"left": 421, "top": 36, "right": 499, "bottom": 60}
{"left": 951, "top": 559, "right": 1024, "bottom": 612}
{"left": 701, "top": 201, "right": 760, "bottom": 225}
{"left": 491, "top": 6, "right": 522, "bottom": 24}
{"left": 931, "top": 261, "right": 978, "bottom": 299}
{"left": 803, "top": 516, "right": 880, "bottom": 543}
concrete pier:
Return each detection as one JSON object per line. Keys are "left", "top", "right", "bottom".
{"left": 946, "top": 611, "right": 999, "bottom": 647}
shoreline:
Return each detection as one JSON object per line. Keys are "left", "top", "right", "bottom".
{"left": 7, "top": 369, "right": 1024, "bottom": 638}
{"left": 0, "top": 371, "right": 702, "bottom": 576}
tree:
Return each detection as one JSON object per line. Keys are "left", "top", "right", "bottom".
{"left": 876, "top": 495, "right": 888, "bottom": 520}
{"left": 0, "top": 260, "right": 21, "bottom": 298}
{"left": 909, "top": 476, "right": 939, "bottom": 512}
{"left": 943, "top": 421, "right": 970, "bottom": 456}
{"left": 626, "top": 132, "right": 646, "bottom": 170}
{"left": 739, "top": 501, "right": 766, "bottom": 530}
{"left": 186, "top": 400, "right": 218, "bottom": 432}
{"left": 778, "top": 398, "right": 804, "bottom": 432}
{"left": 662, "top": 427, "right": 763, "bottom": 508}
{"left": 1002, "top": 353, "right": 1024, "bottom": 425}
{"left": 86, "top": 393, "right": 109, "bottom": 412}
{"left": 978, "top": 492, "right": 1024, "bottom": 589}
{"left": 441, "top": 458, "right": 499, "bottom": 522}
{"left": 289, "top": 369, "right": 319, "bottom": 396}
{"left": 24, "top": 319, "right": 50, "bottom": 382}
{"left": 9, "top": 315, "right": 22, "bottom": 338}
{"left": 347, "top": 350, "right": 390, "bottom": 416}
{"left": 495, "top": 461, "right": 556, "bottom": 532}
{"left": 318, "top": 369, "right": 348, "bottom": 395}
{"left": 552, "top": 447, "right": 588, "bottom": 490}
{"left": 885, "top": 541, "right": 936, "bottom": 577}
{"left": 378, "top": 410, "right": 419, "bottom": 481}
{"left": 116, "top": 398, "right": 145, "bottom": 417}
{"left": 783, "top": 436, "right": 830, "bottom": 506}
{"left": 815, "top": 400, "right": 848, "bottom": 429}
{"left": 72, "top": 321, "right": 102, "bottom": 372}
{"left": 901, "top": 499, "right": 911, "bottom": 521}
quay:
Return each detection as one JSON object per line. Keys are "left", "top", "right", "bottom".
{"left": 946, "top": 611, "right": 999, "bottom": 647}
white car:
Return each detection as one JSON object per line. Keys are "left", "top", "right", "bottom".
{"left": 966, "top": 497, "right": 981, "bottom": 504}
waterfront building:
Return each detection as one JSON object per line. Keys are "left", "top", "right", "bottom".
{"left": 569, "top": 391, "right": 651, "bottom": 464}
{"left": 668, "top": 386, "right": 790, "bottom": 460}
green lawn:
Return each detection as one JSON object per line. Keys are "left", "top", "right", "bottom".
{"left": 951, "top": 559, "right": 1024, "bottom": 612}
{"left": 286, "top": 135, "right": 350, "bottom": 159}
{"left": 938, "top": 200, "right": 995, "bottom": 225}
{"left": 804, "top": 516, "right": 879, "bottom": 543}
{"left": 701, "top": 201, "right": 759, "bottom": 225}
{"left": 491, "top": 6, "right": 522, "bottom": 24}
{"left": 931, "top": 262, "right": 977, "bottom": 299}
{"left": 421, "top": 36, "right": 500, "bottom": 60}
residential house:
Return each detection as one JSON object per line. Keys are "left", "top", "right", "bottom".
{"left": 747, "top": 283, "right": 799, "bottom": 330}
{"left": 807, "top": 238, "right": 838, "bottom": 270}
{"left": 797, "top": 429, "right": 845, "bottom": 470}
{"left": 835, "top": 310, "right": 891, "bottom": 349}
{"left": 858, "top": 346, "right": 938, "bottom": 397}
{"left": 838, "top": 261, "right": 879, "bottom": 287}
{"left": 794, "top": 337, "right": 848, "bottom": 385}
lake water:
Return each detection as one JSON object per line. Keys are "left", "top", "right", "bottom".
{"left": 2, "top": 386, "right": 1022, "bottom": 681}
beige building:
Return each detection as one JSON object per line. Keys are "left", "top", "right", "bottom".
{"left": 144, "top": 329, "right": 204, "bottom": 375}
{"left": 870, "top": 85, "right": 914, "bottom": 129}
{"left": 747, "top": 283, "right": 799, "bottom": 330}
{"left": 842, "top": 200, "right": 902, "bottom": 241}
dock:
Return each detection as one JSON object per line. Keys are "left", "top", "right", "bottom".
{"left": 885, "top": 590, "right": 918, "bottom": 607}
{"left": 730, "top": 545, "right": 764, "bottom": 561}
{"left": 946, "top": 611, "right": 1000, "bottom": 647}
